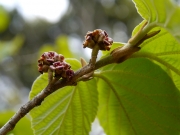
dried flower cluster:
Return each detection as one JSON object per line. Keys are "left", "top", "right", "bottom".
{"left": 83, "top": 29, "right": 113, "bottom": 51}
{"left": 38, "top": 51, "right": 74, "bottom": 80}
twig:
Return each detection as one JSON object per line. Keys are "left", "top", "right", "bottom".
{"left": 0, "top": 43, "right": 138, "bottom": 135}
{"left": 0, "top": 24, "right": 160, "bottom": 135}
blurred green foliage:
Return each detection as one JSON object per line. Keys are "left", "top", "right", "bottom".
{"left": 0, "top": 35, "right": 24, "bottom": 61}
{"left": 0, "top": 6, "right": 9, "bottom": 33}
{"left": 0, "top": 111, "right": 33, "bottom": 135}
{"left": 38, "top": 35, "right": 74, "bottom": 58}
{"left": 0, "top": 0, "right": 141, "bottom": 89}
{"left": 0, "top": 0, "right": 140, "bottom": 119}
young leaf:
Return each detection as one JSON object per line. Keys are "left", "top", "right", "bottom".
{"left": 133, "top": 0, "right": 180, "bottom": 42}
{"left": 29, "top": 58, "right": 98, "bottom": 135}
{"left": 96, "top": 58, "right": 180, "bottom": 135}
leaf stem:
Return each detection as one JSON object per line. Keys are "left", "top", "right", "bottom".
{"left": 131, "top": 52, "right": 180, "bottom": 76}
{"left": 90, "top": 45, "right": 100, "bottom": 66}
{"left": 128, "top": 21, "right": 157, "bottom": 46}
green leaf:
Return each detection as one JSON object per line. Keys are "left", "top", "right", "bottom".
{"left": 131, "top": 21, "right": 180, "bottom": 91}
{"left": 0, "top": 111, "right": 33, "bottom": 135}
{"left": 131, "top": 0, "right": 180, "bottom": 91}
{"left": 65, "top": 58, "right": 81, "bottom": 71}
{"left": 29, "top": 58, "right": 98, "bottom": 135}
{"left": 96, "top": 58, "right": 180, "bottom": 135}
{"left": 132, "top": 0, "right": 180, "bottom": 42}
{"left": 101, "top": 42, "right": 124, "bottom": 57}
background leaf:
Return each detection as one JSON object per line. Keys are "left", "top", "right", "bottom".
{"left": 55, "top": 35, "right": 74, "bottom": 58}
{"left": 0, "top": 7, "right": 9, "bottom": 33}
{"left": 29, "top": 58, "right": 98, "bottom": 135}
{"left": 0, "top": 35, "right": 24, "bottom": 61}
{"left": 96, "top": 58, "right": 180, "bottom": 135}
{"left": 0, "top": 111, "right": 33, "bottom": 135}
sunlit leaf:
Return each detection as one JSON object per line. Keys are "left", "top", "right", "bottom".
{"left": 96, "top": 58, "right": 180, "bottom": 135}
{"left": 29, "top": 58, "right": 98, "bottom": 135}
{"left": 131, "top": 21, "right": 180, "bottom": 92}
{"left": 65, "top": 58, "right": 81, "bottom": 71}
{"left": 131, "top": 0, "right": 180, "bottom": 91}
{"left": 133, "top": 0, "right": 180, "bottom": 42}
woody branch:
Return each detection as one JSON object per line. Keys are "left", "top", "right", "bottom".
{"left": 0, "top": 21, "right": 160, "bottom": 135}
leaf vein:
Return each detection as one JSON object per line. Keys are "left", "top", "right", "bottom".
{"left": 95, "top": 74, "right": 137, "bottom": 135}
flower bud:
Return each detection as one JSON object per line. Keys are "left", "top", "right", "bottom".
{"left": 37, "top": 51, "right": 74, "bottom": 80}
{"left": 38, "top": 51, "right": 65, "bottom": 74}
{"left": 65, "top": 69, "right": 74, "bottom": 80}
{"left": 83, "top": 29, "right": 113, "bottom": 51}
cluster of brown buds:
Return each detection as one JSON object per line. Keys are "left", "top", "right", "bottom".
{"left": 38, "top": 51, "right": 74, "bottom": 80}
{"left": 83, "top": 29, "right": 113, "bottom": 51}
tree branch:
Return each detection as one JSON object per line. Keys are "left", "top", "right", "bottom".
{"left": 0, "top": 43, "right": 139, "bottom": 135}
{"left": 0, "top": 23, "right": 159, "bottom": 135}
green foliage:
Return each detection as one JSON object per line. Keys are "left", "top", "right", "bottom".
{"left": 132, "top": 23, "right": 180, "bottom": 92}
{"left": 0, "top": 111, "right": 33, "bottom": 135}
{"left": 29, "top": 59, "right": 98, "bottom": 135}
{"left": 132, "top": 0, "right": 180, "bottom": 42}
{"left": 55, "top": 36, "right": 74, "bottom": 58}
{"left": 0, "top": 6, "right": 9, "bottom": 33}
{"left": 29, "top": 0, "right": 180, "bottom": 135}
{"left": 0, "top": 35, "right": 24, "bottom": 61}
{"left": 131, "top": 0, "right": 180, "bottom": 91}
{"left": 96, "top": 58, "right": 180, "bottom": 135}
{"left": 38, "top": 36, "right": 75, "bottom": 62}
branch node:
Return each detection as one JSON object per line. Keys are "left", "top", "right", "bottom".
{"left": 19, "top": 106, "right": 28, "bottom": 117}
{"left": 77, "top": 58, "right": 94, "bottom": 82}
{"left": 8, "top": 121, "right": 15, "bottom": 130}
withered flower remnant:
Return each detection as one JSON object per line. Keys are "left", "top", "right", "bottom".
{"left": 49, "top": 61, "right": 72, "bottom": 77}
{"left": 37, "top": 51, "right": 74, "bottom": 80}
{"left": 64, "top": 69, "right": 74, "bottom": 80}
{"left": 83, "top": 29, "right": 113, "bottom": 51}
{"left": 38, "top": 51, "right": 64, "bottom": 65}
